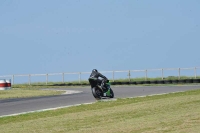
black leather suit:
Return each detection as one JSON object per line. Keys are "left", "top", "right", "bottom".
{"left": 88, "top": 71, "right": 108, "bottom": 88}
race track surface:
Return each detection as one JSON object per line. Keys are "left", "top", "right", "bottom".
{"left": 0, "top": 85, "right": 200, "bottom": 117}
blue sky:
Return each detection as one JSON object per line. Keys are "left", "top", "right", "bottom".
{"left": 0, "top": 0, "right": 200, "bottom": 76}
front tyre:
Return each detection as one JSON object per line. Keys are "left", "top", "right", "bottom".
{"left": 110, "top": 88, "right": 114, "bottom": 98}
{"left": 92, "top": 87, "right": 102, "bottom": 100}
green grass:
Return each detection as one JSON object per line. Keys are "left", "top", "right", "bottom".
{"left": 13, "top": 82, "right": 89, "bottom": 88}
{"left": 0, "top": 88, "right": 64, "bottom": 99}
{"left": 0, "top": 89, "right": 200, "bottom": 133}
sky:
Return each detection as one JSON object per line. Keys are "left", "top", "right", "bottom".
{"left": 0, "top": 0, "right": 200, "bottom": 77}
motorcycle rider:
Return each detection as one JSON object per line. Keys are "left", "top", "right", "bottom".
{"left": 88, "top": 69, "right": 108, "bottom": 91}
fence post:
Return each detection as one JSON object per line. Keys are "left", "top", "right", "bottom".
{"left": 194, "top": 67, "right": 197, "bottom": 79}
{"left": 79, "top": 72, "right": 81, "bottom": 83}
{"left": 12, "top": 75, "right": 14, "bottom": 85}
{"left": 178, "top": 68, "right": 181, "bottom": 79}
{"left": 113, "top": 71, "right": 115, "bottom": 82}
{"left": 46, "top": 74, "right": 48, "bottom": 85}
{"left": 29, "top": 74, "right": 31, "bottom": 85}
{"left": 145, "top": 70, "right": 148, "bottom": 81}
{"left": 128, "top": 70, "right": 131, "bottom": 82}
{"left": 162, "top": 69, "right": 164, "bottom": 80}
{"left": 62, "top": 73, "right": 64, "bottom": 83}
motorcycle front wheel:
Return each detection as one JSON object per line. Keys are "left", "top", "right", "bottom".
{"left": 92, "top": 87, "right": 102, "bottom": 100}
{"left": 110, "top": 88, "right": 114, "bottom": 98}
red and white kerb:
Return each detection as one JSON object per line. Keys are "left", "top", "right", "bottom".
{"left": 0, "top": 79, "right": 11, "bottom": 90}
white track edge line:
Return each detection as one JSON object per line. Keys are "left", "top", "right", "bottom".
{"left": 0, "top": 102, "right": 95, "bottom": 118}
{"left": 121, "top": 91, "right": 184, "bottom": 99}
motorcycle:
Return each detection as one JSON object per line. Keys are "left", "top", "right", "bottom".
{"left": 89, "top": 79, "right": 114, "bottom": 100}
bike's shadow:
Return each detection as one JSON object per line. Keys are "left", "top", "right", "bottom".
{"left": 97, "top": 97, "right": 117, "bottom": 102}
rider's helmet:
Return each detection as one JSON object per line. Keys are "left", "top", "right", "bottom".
{"left": 92, "top": 69, "right": 98, "bottom": 73}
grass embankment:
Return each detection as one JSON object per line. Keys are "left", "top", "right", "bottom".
{"left": 1, "top": 89, "right": 200, "bottom": 133}
{"left": 0, "top": 88, "right": 64, "bottom": 99}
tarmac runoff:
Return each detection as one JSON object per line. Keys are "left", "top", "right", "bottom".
{"left": 0, "top": 90, "right": 185, "bottom": 118}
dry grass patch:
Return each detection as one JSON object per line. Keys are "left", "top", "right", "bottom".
{"left": 0, "top": 88, "right": 64, "bottom": 99}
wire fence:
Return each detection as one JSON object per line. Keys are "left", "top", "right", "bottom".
{"left": 0, "top": 67, "right": 200, "bottom": 85}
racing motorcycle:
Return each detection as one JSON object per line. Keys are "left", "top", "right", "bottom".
{"left": 89, "top": 79, "right": 114, "bottom": 100}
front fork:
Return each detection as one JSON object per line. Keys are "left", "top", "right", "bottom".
{"left": 95, "top": 85, "right": 111, "bottom": 97}
{"left": 103, "top": 85, "right": 111, "bottom": 96}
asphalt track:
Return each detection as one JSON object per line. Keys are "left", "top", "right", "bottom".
{"left": 0, "top": 85, "right": 200, "bottom": 117}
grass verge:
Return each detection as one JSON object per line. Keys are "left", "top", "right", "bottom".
{"left": 0, "top": 88, "right": 64, "bottom": 99}
{"left": 0, "top": 89, "right": 200, "bottom": 133}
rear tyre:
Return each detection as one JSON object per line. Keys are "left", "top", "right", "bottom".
{"left": 110, "top": 88, "right": 114, "bottom": 98}
{"left": 185, "top": 79, "right": 193, "bottom": 83}
{"left": 157, "top": 80, "right": 164, "bottom": 84}
{"left": 193, "top": 79, "right": 200, "bottom": 83}
{"left": 92, "top": 87, "right": 102, "bottom": 100}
